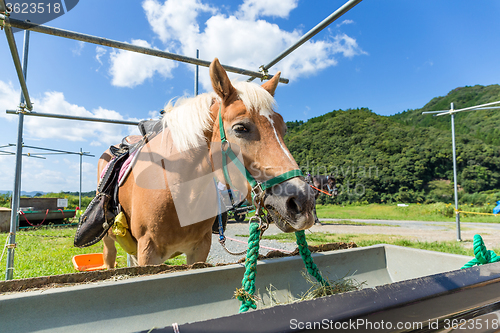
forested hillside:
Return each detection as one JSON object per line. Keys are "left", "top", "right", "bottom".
{"left": 285, "top": 85, "right": 500, "bottom": 204}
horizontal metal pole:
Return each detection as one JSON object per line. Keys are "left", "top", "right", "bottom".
{"left": 8, "top": 143, "right": 94, "bottom": 156}
{"left": 2, "top": 16, "right": 33, "bottom": 110}
{"left": 436, "top": 100, "right": 500, "bottom": 116}
{"left": 421, "top": 110, "right": 448, "bottom": 114}
{"left": 1, "top": 15, "right": 288, "bottom": 84}
{"left": 18, "top": 152, "right": 94, "bottom": 156}
{"left": 248, "top": 0, "right": 362, "bottom": 82}
{"left": 6, "top": 109, "right": 140, "bottom": 125}
{"left": 0, "top": 150, "right": 45, "bottom": 159}
{"left": 423, "top": 106, "right": 500, "bottom": 116}
{"left": 472, "top": 107, "right": 500, "bottom": 111}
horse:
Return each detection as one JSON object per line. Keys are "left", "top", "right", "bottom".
{"left": 306, "top": 174, "right": 337, "bottom": 198}
{"left": 98, "top": 58, "right": 316, "bottom": 268}
{"left": 306, "top": 174, "right": 337, "bottom": 223}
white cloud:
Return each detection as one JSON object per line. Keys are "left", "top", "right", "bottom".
{"left": 331, "top": 33, "right": 368, "bottom": 58}
{"left": 237, "top": 0, "right": 298, "bottom": 20}
{"left": 142, "top": 0, "right": 216, "bottom": 44}
{"left": 128, "top": 0, "right": 367, "bottom": 90}
{"left": 95, "top": 46, "right": 107, "bottom": 65}
{"left": 109, "top": 39, "right": 178, "bottom": 88}
{"left": 0, "top": 155, "right": 14, "bottom": 189}
{"left": 0, "top": 81, "right": 20, "bottom": 120}
{"left": 81, "top": 161, "right": 95, "bottom": 174}
{"left": 65, "top": 159, "right": 94, "bottom": 174}
{"left": 337, "top": 19, "right": 354, "bottom": 27}
{"left": 19, "top": 90, "right": 135, "bottom": 147}
{"left": 0, "top": 82, "right": 134, "bottom": 192}
{"left": 72, "top": 41, "right": 85, "bottom": 56}
{"left": 148, "top": 110, "right": 160, "bottom": 119}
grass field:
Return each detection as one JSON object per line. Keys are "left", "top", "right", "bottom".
{"left": 1, "top": 202, "right": 498, "bottom": 280}
{"left": 0, "top": 225, "right": 186, "bottom": 280}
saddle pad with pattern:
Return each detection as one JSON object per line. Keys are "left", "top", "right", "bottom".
{"left": 74, "top": 150, "right": 129, "bottom": 247}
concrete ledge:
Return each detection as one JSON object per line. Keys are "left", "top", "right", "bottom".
{"left": 0, "top": 245, "right": 472, "bottom": 333}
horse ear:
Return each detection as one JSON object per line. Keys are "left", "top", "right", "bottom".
{"left": 209, "top": 58, "right": 236, "bottom": 103}
{"left": 261, "top": 72, "right": 281, "bottom": 97}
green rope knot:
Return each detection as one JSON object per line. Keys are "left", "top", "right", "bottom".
{"left": 234, "top": 287, "right": 259, "bottom": 312}
{"left": 237, "top": 222, "right": 261, "bottom": 313}
{"left": 461, "top": 234, "right": 500, "bottom": 269}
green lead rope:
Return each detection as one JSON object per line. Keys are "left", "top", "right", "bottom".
{"left": 236, "top": 222, "right": 261, "bottom": 312}
{"left": 237, "top": 225, "right": 329, "bottom": 313}
{"left": 295, "top": 230, "right": 330, "bottom": 287}
{"left": 461, "top": 234, "right": 500, "bottom": 269}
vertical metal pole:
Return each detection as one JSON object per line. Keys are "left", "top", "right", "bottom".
{"left": 5, "top": 28, "right": 30, "bottom": 280}
{"left": 451, "top": 103, "right": 461, "bottom": 241}
{"left": 79, "top": 148, "right": 82, "bottom": 210}
{"left": 194, "top": 49, "right": 199, "bottom": 96}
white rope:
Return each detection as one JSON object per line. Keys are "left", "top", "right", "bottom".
{"left": 0, "top": 234, "right": 10, "bottom": 263}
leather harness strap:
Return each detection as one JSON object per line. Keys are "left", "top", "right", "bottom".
{"left": 217, "top": 102, "right": 303, "bottom": 198}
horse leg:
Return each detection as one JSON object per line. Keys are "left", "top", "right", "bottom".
{"left": 313, "top": 205, "right": 321, "bottom": 224}
{"left": 313, "top": 194, "right": 321, "bottom": 224}
{"left": 136, "top": 234, "right": 163, "bottom": 266}
{"left": 185, "top": 231, "right": 212, "bottom": 265}
{"left": 103, "top": 233, "right": 117, "bottom": 269}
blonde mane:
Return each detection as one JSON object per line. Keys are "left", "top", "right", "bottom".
{"left": 162, "top": 81, "right": 277, "bottom": 152}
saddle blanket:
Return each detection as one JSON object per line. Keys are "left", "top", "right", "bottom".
{"left": 99, "top": 148, "right": 140, "bottom": 187}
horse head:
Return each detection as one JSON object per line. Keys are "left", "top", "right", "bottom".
{"left": 327, "top": 175, "right": 337, "bottom": 196}
{"left": 209, "top": 58, "right": 315, "bottom": 232}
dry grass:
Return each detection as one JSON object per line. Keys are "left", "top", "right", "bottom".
{"left": 262, "top": 271, "right": 365, "bottom": 308}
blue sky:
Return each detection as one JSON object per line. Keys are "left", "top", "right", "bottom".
{"left": 0, "top": 0, "right": 499, "bottom": 193}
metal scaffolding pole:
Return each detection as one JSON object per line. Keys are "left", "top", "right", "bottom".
{"left": 6, "top": 110, "right": 141, "bottom": 125}
{"left": 450, "top": 104, "right": 461, "bottom": 241}
{"left": 5, "top": 27, "right": 30, "bottom": 280}
{"left": 1, "top": 13, "right": 33, "bottom": 110}
{"left": 9, "top": 143, "right": 94, "bottom": 157}
{"left": 422, "top": 101, "right": 500, "bottom": 242}
{"left": 436, "top": 100, "right": 500, "bottom": 117}
{"left": 0, "top": 15, "right": 288, "bottom": 84}
{"left": 248, "top": 0, "right": 363, "bottom": 82}
{"left": 195, "top": 49, "right": 199, "bottom": 96}
{"left": 0, "top": 150, "right": 45, "bottom": 159}
{"left": 79, "top": 148, "right": 82, "bottom": 209}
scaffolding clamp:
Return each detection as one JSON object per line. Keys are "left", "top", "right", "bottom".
{"left": 17, "top": 103, "right": 31, "bottom": 113}
{"left": 258, "top": 65, "right": 269, "bottom": 81}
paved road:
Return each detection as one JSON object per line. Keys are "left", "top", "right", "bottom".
{"left": 320, "top": 218, "right": 500, "bottom": 231}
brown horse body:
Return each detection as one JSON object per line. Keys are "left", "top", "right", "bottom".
{"left": 99, "top": 59, "right": 315, "bottom": 268}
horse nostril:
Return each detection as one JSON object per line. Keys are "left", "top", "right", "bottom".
{"left": 286, "top": 196, "right": 301, "bottom": 215}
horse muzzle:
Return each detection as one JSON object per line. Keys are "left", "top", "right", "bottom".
{"left": 263, "top": 177, "right": 315, "bottom": 233}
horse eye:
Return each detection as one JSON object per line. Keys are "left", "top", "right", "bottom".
{"left": 233, "top": 124, "right": 249, "bottom": 133}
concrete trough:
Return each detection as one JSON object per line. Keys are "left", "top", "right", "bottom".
{"left": 0, "top": 245, "right": 482, "bottom": 332}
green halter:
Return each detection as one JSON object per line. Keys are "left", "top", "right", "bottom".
{"left": 217, "top": 103, "right": 303, "bottom": 197}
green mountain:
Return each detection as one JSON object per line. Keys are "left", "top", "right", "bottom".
{"left": 285, "top": 85, "right": 500, "bottom": 204}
